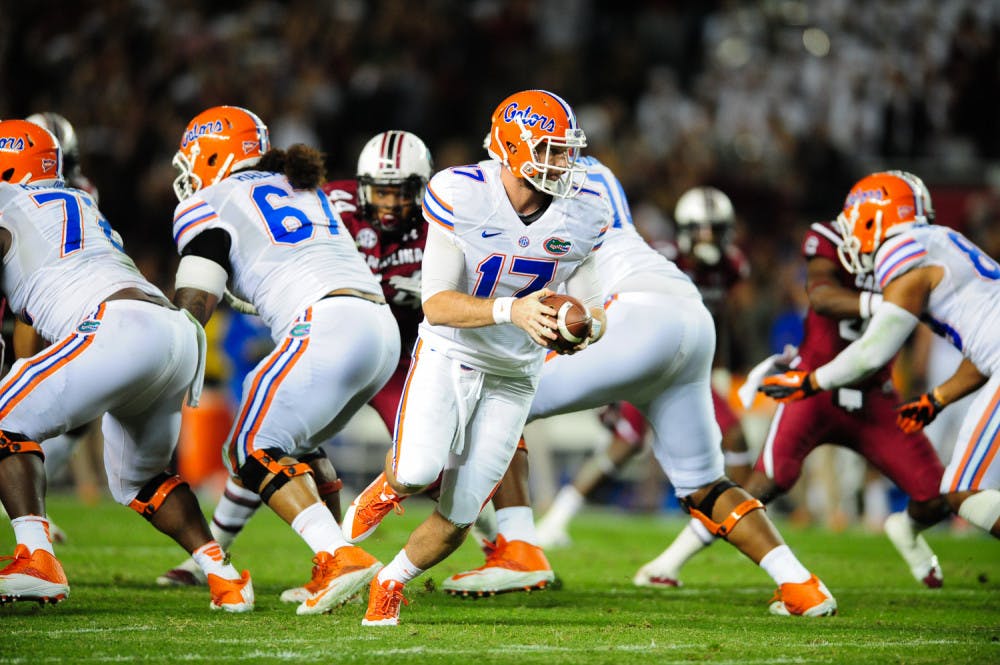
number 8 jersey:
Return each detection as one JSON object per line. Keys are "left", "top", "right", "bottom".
{"left": 172, "top": 170, "right": 382, "bottom": 341}
{"left": 0, "top": 182, "right": 156, "bottom": 341}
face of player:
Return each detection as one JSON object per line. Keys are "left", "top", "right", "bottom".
{"left": 370, "top": 184, "right": 415, "bottom": 231}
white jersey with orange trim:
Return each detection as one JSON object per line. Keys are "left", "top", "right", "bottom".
{"left": 172, "top": 170, "right": 381, "bottom": 341}
{"left": 578, "top": 156, "right": 699, "bottom": 299}
{"left": 419, "top": 160, "right": 609, "bottom": 377}
{"left": 0, "top": 182, "right": 159, "bottom": 342}
{"left": 873, "top": 225, "right": 1000, "bottom": 375}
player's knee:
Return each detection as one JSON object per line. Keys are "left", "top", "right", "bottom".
{"left": 680, "top": 478, "right": 764, "bottom": 539}
{"left": 238, "top": 448, "right": 314, "bottom": 504}
{"left": 0, "top": 430, "right": 44, "bottom": 463}
{"left": 128, "top": 472, "right": 187, "bottom": 520}
{"left": 393, "top": 463, "right": 441, "bottom": 494}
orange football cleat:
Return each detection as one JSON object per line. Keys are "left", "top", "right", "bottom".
{"left": 208, "top": 569, "right": 254, "bottom": 612}
{"left": 341, "top": 472, "right": 406, "bottom": 543}
{"left": 297, "top": 546, "right": 382, "bottom": 615}
{"left": 362, "top": 577, "right": 408, "bottom": 626}
{"left": 441, "top": 535, "right": 555, "bottom": 596}
{"left": 768, "top": 574, "right": 837, "bottom": 617}
{"left": 0, "top": 544, "right": 69, "bottom": 605}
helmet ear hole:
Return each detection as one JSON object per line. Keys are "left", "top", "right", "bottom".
{"left": 1, "top": 168, "right": 13, "bottom": 182}
{"left": 864, "top": 219, "right": 874, "bottom": 230}
{"left": 207, "top": 153, "right": 218, "bottom": 167}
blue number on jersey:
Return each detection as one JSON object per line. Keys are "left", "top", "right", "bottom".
{"left": 473, "top": 254, "right": 557, "bottom": 297}
{"left": 948, "top": 231, "right": 1000, "bottom": 280}
{"left": 31, "top": 190, "right": 121, "bottom": 255}
{"left": 252, "top": 185, "right": 339, "bottom": 244}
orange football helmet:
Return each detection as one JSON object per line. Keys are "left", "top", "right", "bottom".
{"left": 836, "top": 171, "right": 931, "bottom": 274}
{"left": 173, "top": 105, "right": 269, "bottom": 200}
{"left": 485, "top": 89, "right": 587, "bottom": 198}
{"left": 0, "top": 119, "right": 62, "bottom": 185}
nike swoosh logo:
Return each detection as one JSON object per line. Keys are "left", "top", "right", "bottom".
{"left": 481, "top": 231, "right": 502, "bottom": 238}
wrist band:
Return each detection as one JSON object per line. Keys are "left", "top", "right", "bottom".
{"left": 859, "top": 291, "right": 883, "bottom": 319}
{"left": 492, "top": 297, "right": 515, "bottom": 324}
{"left": 588, "top": 316, "right": 603, "bottom": 341}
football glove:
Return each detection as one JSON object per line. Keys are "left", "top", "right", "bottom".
{"left": 388, "top": 273, "right": 422, "bottom": 298}
{"left": 758, "top": 370, "right": 818, "bottom": 402}
{"left": 896, "top": 392, "right": 943, "bottom": 434}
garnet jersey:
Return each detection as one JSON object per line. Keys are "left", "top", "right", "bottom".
{"left": 172, "top": 170, "right": 380, "bottom": 342}
{"left": 0, "top": 182, "right": 159, "bottom": 341}
{"left": 797, "top": 221, "right": 892, "bottom": 389}
{"left": 657, "top": 240, "right": 749, "bottom": 314}
{"left": 420, "top": 160, "right": 609, "bottom": 378}
{"left": 322, "top": 179, "right": 424, "bottom": 352}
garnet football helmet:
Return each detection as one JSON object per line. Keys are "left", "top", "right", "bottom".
{"left": 356, "top": 131, "right": 433, "bottom": 233}
{"left": 836, "top": 171, "right": 931, "bottom": 274}
{"left": 0, "top": 119, "right": 62, "bottom": 185}
{"left": 173, "top": 105, "right": 269, "bottom": 201}
{"left": 485, "top": 89, "right": 587, "bottom": 198}
{"left": 674, "top": 186, "right": 735, "bottom": 266}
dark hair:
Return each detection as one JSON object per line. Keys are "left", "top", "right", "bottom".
{"left": 254, "top": 143, "right": 326, "bottom": 189}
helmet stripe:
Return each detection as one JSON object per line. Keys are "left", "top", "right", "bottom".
{"left": 534, "top": 89, "right": 577, "bottom": 129}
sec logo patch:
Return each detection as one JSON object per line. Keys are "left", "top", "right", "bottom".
{"left": 356, "top": 228, "right": 378, "bottom": 250}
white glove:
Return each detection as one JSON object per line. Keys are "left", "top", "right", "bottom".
{"left": 388, "top": 272, "right": 422, "bottom": 299}
{"left": 224, "top": 289, "right": 259, "bottom": 316}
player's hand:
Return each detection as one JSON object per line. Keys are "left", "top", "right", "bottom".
{"left": 758, "top": 370, "right": 818, "bottom": 402}
{"left": 389, "top": 273, "right": 422, "bottom": 298}
{"left": 896, "top": 392, "right": 943, "bottom": 434}
{"left": 511, "top": 289, "right": 558, "bottom": 348}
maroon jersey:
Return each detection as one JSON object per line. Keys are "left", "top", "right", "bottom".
{"left": 797, "top": 222, "right": 891, "bottom": 389}
{"left": 322, "top": 179, "right": 425, "bottom": 430}
{"left": 656, "top": 240, "right": 749, "bottom": 315}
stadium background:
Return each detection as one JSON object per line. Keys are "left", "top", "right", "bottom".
{"left": 2, "top": 0, "right": 999, "bottom": 511}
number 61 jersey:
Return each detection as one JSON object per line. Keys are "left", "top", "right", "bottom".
{"left": 873, "top": 224, "right": 1000, "bottom": 375}
{"left": 172, "top": 170, "right": 381, "bottom": 341}
{"left": 420, "top": 160, "right": 609, "bottom": 378}
{"left": 0, "top": 182, "right": 156, "bottom": 342}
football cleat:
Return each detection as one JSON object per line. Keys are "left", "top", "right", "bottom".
{"left": 632, "top": 563, "right": 683, "bottom": 589}
{"left": 883, "top": 511, "right": 943, "bottom": 589}
{"left": 362, "top": 577, "right": 408, "bottom": 626}
{"left": 279, "top": 556, "right": 330, "bottom": 604}
{"left": 156, "top": 557, "right": 207, "bottom": 587}
{"left": 768, "top": 574, "right": 837, "bottom": 617}
{"left": 0, "top": 545, "right": 69, "bottom": 605}
{"left": 296, "top": 546, "right": 382, "bottom": 615}
{"left": 208, "top": 569, "right": 254, "bottom": 613}
{"left": 341, "top": 472, "right": 406, "bottom": 543}
{"left": 441, "top": 535, "right": 555, "bottom": 596}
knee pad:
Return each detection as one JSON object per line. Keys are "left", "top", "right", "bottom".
{"left": 238, "top": 448, "right": 313, "bottom": 503}
{"left": 0, "top": 431, "right": 43, "bottom": 463}
{"left": 129, "top": 472, "right": 186, "bottom": 520}
{"left": 680, "top": 479, "right": 764, "bottom": 539}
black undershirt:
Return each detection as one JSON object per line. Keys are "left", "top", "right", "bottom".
{"left": 181, "top": 227, "right": 233, "bottom": 275}
{"left": 517, "top": 196, "right": 553, "bottom": 225}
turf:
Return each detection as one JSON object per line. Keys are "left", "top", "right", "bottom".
{"left": 1, "top": 495, "right": 997, "bottom": 664}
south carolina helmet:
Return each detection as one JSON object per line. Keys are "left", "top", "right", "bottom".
{"left": 836, "top": 171, "right": 932, "bottom": 274}
{"left": 25, "top": 112, "right": 80, "bottom": 178}
{"left": 673, "top": 186, "right": 735, "bottom": 266}
{"left": 0, "top": 119, "right": 63, "bottom": 185}
{"left": 356, "top": 130, "right": 433, "bottom": 233}
{"left": 173, "top": 105, "right": 269, "bottom": 201}
{"left": 485, "top": 89, "right": 587, "bottom": 198}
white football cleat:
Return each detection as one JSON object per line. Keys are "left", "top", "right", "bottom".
{"left": 632, "top": 562, "right": 683, "bottom": 588}
{"left": 442, "top": 536, "right": 555, "bottom": 596}
{"left": 884, "top": 511, "right": 943, "bottom": 588}
{"left": 768, "top": 574, "right": 837, "bottom": 617}
{"left": 156, "top": 557, "right": 207, "bottom": 587}
{"left": 208, "top": 569, "right": 254, "bottom": 613}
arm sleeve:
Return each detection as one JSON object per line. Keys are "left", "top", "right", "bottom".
{"left": 564, "top": 253, "right": 604, "bottom": 309}
{"left": 813, "top": 301, "right": 920, "bottom": 390}
{"left": 180, "top": 227, "right": 234, "bottom": 275}
{"left": 421, "top": 223, "right": 465, "bottom": 303}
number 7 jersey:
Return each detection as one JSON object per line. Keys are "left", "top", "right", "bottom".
{"left": 420, "top": 160, "right": 610, "bottom": 377}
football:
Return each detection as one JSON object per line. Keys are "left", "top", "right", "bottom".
{"left": 541, "top": 293, "right": 593, "bottom": 352}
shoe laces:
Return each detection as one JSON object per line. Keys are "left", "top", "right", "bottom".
{"left": 373, "top": 581, "right": 408, "bottom": 616}
{"left": 359, "top": 486, "right": 405, "bottom": 521}
{"left": 0, "top": 545, "right": 31, "bottom": 573}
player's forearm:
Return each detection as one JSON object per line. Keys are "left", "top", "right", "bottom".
{"left": 422, "top": 291, "right": 500, "bottom": 328}
{"left": 173, "top": 287, "right": 219, "bottom": 326}
{"left": 932, "top": 358, "right": 989, "bottom": 407}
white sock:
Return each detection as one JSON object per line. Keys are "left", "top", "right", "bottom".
{"left": 192, "top": 541, "right": 240, "bottom": 579}
{"left": 10, "top": 515, "right": 54, "bottom": 555}
{"left": 647, "top": 520, "right": 713, "bottom": 575}
{"left": 540, "top": 485, "right": 584, "bottom": 532}
{"left": 759, "top": 545, "right": 811, "bottom": 585}
{"left": 378, "top": 549, "right": 424, "bottom": 586}
{"left": 291, "top": 502, "right": 348, "bottom": 555}
{"left": 210, "top": 479, "right": 262, "bottom": 550}
{"left": 688, "top": 517, "right": 715, "bottom": 544}
{"left": 496, "top": 506, "right": 539, "bottom": 545}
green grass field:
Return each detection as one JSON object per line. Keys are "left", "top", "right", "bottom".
{"left": 1, "top": 494, "right": 998, "bottom": 664}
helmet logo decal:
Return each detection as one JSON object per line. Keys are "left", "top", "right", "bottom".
{"left": 181, "top": 119, "right": 225, "bottom": 148}
{"left": 41, "top": 158, "right": 57, "bottom": 173}
{"left": 503, "top": 103, "right": 556, "bottom": 133}
{"left": 543, "top": 237, "right": 571, "bottom": 255}
{"left": 242, "top": 141, "right": 259, "bottom": 155}
{"left": 0, "top": 137, "right": 26, "bottom": 152}
{"left": 844, "top": 188, "right": 885, "bottom": 208}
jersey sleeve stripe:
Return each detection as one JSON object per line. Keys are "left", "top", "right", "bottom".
{"left": 422, "top": 185, "right": 455, "bottom": 230}
{"left": 173, "top": 212, "right": 219, "bottom": 244}
{"left": 425, "top": 183, "right": 453, "bottom": 212}
{"left": 876, "top": 240, "right": 927, "bottom": 287}
{"left": 174, "top": 201, "right": 206, "bottom": 219}
{"left": 422, "top": 207, "right": 454, "bottom": 231}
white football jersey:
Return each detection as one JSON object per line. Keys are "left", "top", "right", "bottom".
{"left": 419, "top": 160, "right": 609, "bottom": 377}
{"left": 578, "top": 157, "right": 700, "bottom": 299}
{"left": 173, "top": 170, "right": 381, "bottom": 341}
{"left": 874, "top": 224, "right": 1000, "bottom": 375}
{"left": 0, "top": 182, "right": 158, "bottom": 341}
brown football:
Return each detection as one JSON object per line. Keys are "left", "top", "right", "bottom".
{"left": 540, "top": 293, "right": 592, "bottom": 352}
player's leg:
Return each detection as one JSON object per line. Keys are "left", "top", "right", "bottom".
{"left": 715, "top": 391, "right": 753, "bottom": 486}
{"left": 366, "top": 373, "right": 535, "bottom": 624}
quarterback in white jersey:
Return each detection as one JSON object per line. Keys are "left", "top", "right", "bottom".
{"left": 170, "top": 106, "right": 398, "bottom": 615}
{"left": 440, "top": 158, "right": 837, "bottom": 619}
{"left": 762, "top": 171, "right": 1000, "bottom": 540}
{"left": 0, "top": 119, "right": 252, "bottom": 611}
{"left": 344, "top": 89, "right": 608, "bottom": 626}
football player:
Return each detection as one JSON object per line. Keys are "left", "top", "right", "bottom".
{"left": 0, "top": 119, "right": 252, "bottom": 611}
{"left": 348, "top": 149, "right": 838, "bottom": 618}
{"left": 634, "top": 171, "right": 955, "bottom": 590}
{"left": 535, "top": 186, "right": 753, "bottom": 549}
{"left": 155, "top": 130, "right": 433, "bottom": 603}
{"left": 166, "top": 106, "right": 402, "bottom": 615}
{"left": 761, "top": 171, "right": 1000, "bottom": 540}
{"left": 344, "top": 89, "right": 609, "bottom": 626}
